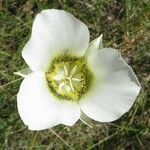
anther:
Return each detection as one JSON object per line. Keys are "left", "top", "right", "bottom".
{"left": 64, "top": 65, "right": 68, "bottom": 76}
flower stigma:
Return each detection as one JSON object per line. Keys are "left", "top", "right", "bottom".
{"left": 46, "top": 55, "right": 93, "bottom": 101}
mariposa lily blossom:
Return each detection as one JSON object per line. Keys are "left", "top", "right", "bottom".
{"left": 15, "top": 9, "right": 141, "bottom": 130}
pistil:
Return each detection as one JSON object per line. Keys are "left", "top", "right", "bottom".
{"left": 57, "top": 65, "right": 83, "bottom": 92}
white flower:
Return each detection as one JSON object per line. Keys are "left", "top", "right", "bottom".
{"left": 16, "top": 9, "right": 141, "bottom": 131}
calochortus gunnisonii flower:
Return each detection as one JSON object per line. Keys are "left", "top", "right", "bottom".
{"left": 16, "top": 9, "right": 141, "bottom": 131}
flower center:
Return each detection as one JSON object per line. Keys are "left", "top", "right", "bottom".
{"left": 46, "top": 55, "right": 93, "bottom": 101}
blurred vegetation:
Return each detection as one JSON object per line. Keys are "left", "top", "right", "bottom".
{"left": 0, "top": 0, "right": 150, "bottom": 149}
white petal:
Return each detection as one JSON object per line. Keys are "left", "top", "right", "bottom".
{"left": 84, "top": 34, "right": 103, "bottom": 57}
{"left": 14, "top": 67, "right": 32, "bottom": 78}
{"left": 22, "top": 9, "right": 89, "bottom": 71}
{"left": 17, "top": 72, "right": 80, "bottom": 130}
{"left": 79, "top": 48, "right": 141, "bottom": 122}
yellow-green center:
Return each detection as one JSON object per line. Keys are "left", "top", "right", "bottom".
{"left": 46, "top": 55, "right": 93, "bottom": 101}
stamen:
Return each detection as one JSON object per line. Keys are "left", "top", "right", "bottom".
{"left": 63, "top": 65, "right": 68, "bottom": 76}
{"left": 72, "top": 78, "right": 83, "bottom": 82}
{"left": 58, "top": 82, "right": 66, "bottom": 89}
{"left": 70, "top": 65, "right": 77, "bottom": 77}
{"left": 69, "top": 78, "right": 75, "bottom": 92}
{"left": 53, "top": 75, "right": 63, "bottom": 81}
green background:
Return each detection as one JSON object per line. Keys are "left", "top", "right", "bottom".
{"left": 0, "top": 0, "right": 149, "bottom": 149}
